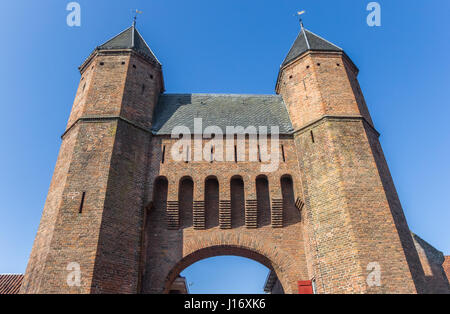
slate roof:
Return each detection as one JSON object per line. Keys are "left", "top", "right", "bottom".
{"left": 152, "top": 94, "right": 294, "bottom": 135}
{"left": 98, "top": 26, "right": 160, "bottom": 65}
{"left": 281, "top": 28, "right": 342, "bottom": 67}
{"left": 0, "top": 274, "right": 23, "bottom": 294}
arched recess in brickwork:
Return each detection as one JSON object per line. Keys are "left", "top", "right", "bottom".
{"left": 205, "top": 176, "right": 219, "bottom": 229}
{"left": 230, "top": 176, "right": 245, "bottom": 228}
{"left": 256, "top": 175, "right": 271, "bottom": 227}
{"left": 280, "top": 175, "right": 301, "bottom": 227}
{"left": 179, "top": 176, "right": 193, "bottom": 229}
{"left": 163, "top": 239, "right": 297, "bottom": 294}
{"left": 150, "top": 176, "right": 168, "bottom": 225}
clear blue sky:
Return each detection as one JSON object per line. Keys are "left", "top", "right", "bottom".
{"left": 181, "top": 256, "right": 269, "bottom": 294}
{"left": 0, "top": 1, "right": 449, "bottom": 294}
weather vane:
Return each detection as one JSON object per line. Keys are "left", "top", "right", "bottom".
{"left": 295, "top": 10, "right": 306, "bottom": 29}
{"left": 133, "top": 9, "right": 143, "bottom": 27}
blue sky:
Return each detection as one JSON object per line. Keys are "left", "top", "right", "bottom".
{"left": 0, "top": 1, "right": 449, "bottom": 294}
{"left": 181, "top": 256, "right": 269, "bottom": 294}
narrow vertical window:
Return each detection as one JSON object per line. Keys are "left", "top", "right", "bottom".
{"left": 185, "top": 146, "right": 190, "bottom": 163}
{"left": 257, "top": 145, "right": 261, "bottom": 162}
{"left": 234, "top": 145, "right": 238, "bottom": 163}
{"left": 310, "top": 130, "right": 315, "bottom": 143}
{"left": 210, "top": 146, "right": 214, "bottom": 163}
{"left": 79, "top": 192, "right": 86, "bottom": 214}
{"left": 281, "top": 145, "right": 286, "bottom": 162}
{"left": 161, "top": 145, "right": 166, "bottom": 164}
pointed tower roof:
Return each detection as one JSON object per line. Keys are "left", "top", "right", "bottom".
{"left": 98, "top": 25, "right": 161, "bottom": 65}
{"left": 281, "top": 28, "right": 342, "bottom": 68}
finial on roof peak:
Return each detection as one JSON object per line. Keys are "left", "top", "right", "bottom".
{"left": 133, "top": 9, "right": 143, "bottom": 27}
{"left": 296, "top": 11, "right": 306, "bottom": 30}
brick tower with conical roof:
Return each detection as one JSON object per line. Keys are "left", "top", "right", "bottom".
{"left": 276, "top": 25, "right": 425, "bottom": 293}
{"left": 20, "top": 24, "right": 163, "bottom": 293}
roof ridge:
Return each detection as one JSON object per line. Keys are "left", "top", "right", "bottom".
{"left": 302, "top": 28, "right": 311, "bottom": 50}
{"left": 304, "top": 28, "right": 343, "bottom": 51}
{"left": 134, "top": 27, "right": 161, "bottom": 65}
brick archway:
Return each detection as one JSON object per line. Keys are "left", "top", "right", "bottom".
{"left": 160, "top": 233, "right": 300, "bottom": 294}
{"left": 141, "top": 173, "right": 308, "bottom": 294}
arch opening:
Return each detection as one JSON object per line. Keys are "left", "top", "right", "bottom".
{"left": 151, "top": 176, "right": 168, "bottom": 219}
{"left": 179, "top": 256, "right": 272, "bottom": 294}
{"left": 280, "top": 175, "right": 301, "bottom": 226}
{"left": 230, "top": 176, "right": 245, "bottom": 228}
{"left": 164, "top": 245, "right": 286, "bottom": 294}
{"left": 205, "top": 176, "right": 219, "bottom": 229}
{"left": 256, "top": 175, "right": 271, "bottom": 227}
{"left": 179, "top": 176, "right": 194, "bottom": 228}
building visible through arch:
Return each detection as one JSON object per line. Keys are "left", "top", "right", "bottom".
{"left": 16, "top": 23, "right": 449, "bottom": 294}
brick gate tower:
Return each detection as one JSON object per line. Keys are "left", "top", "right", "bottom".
{"left": 20, "top": 24, "right": 449, "bottom": 294}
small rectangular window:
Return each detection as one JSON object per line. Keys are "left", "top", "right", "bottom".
{"left": 161, "top": 145, "right": 166, "bottom": 164}
{"left": 281, "top": 145, "right": 286, "bottom": 162}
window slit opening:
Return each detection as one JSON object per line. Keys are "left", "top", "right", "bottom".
{"left": 79, "top": 192, "right": 86, "bottom": 214}
{"left": 210, "top": 146, "right": 214, "bottom": 163}
{"left": 185, "top": 146, "right": 190, "bottom": 163}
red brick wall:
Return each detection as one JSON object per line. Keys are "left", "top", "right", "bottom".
{"left": 68, "top": 51, "right": 162, "bottom": 131}
{"left": 276, "top": 52, "right": 373, "bottom": 130}
{"left": 141, "top": 136, "right": 308, "bottom": 294}
{"left": 0, "top": 275, "right": 24, "bottom": 294}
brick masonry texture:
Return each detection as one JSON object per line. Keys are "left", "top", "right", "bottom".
{"left": 0, "top": 275, "right": 23, "bottom": 294}
{"left": 20, "top": 30, "right": 449, "bottom": 294}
